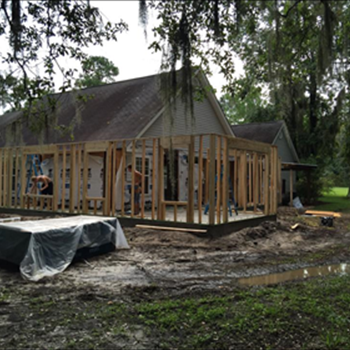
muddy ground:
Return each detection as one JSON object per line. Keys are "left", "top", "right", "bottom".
{"left": 1, "top": 207, "right": 350, "bottom": 348}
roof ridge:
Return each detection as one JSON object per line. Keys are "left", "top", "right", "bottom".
{"left": 231, "top": 120, "right": 284, "bottom": 128}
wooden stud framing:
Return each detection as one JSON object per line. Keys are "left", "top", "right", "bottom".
{"left": 253, "top": 153, "right": 258, "bottom": 213}
{"left": 264, "top": 155, "right": 270, "bottom": 215}
{"left": 0, "top": 133, "right": 280, "bottom": 221}
{"left": 7, "top": 149, "right": 12, "bottom": 207}
{"left": 216, "top": 136, "right": 221, "bottom": 224}
{"left": 151, "top": 139, "right": 156, "bottom": 220}
{"left": 290, "top": 169, "right": 293, "bottom": 207}
{"left": 242, "top": 152, "right": 247, "bottom": 213}
{"left": 53, "top": 146, "right": 59, "bottom": 211}
{"left": 157, "top": 139, "right": 164, "bottom": 220}
{"left": 209, "top": 135, "right": 216, "bottom": 225}
{"left": 222, "top": 136, "right": 229, "bottom": 223}
{"left": 198, "top": 135, "right": 203, "bottom": 224}
{"left": 131, "top": 140, "right": 136, "bottom": 217}
{"left": 205, "top": 148, "right": 210, "bottom": 205}
{"left": 20, "top": 150, "right": 26, "bottom": 208}
{"left": 61, "top": 146, "right": 66, "bottom": 211}
{"left": 233, "top": 149, "right": 238, "bottom": 204}
{"left": 141, "top": 139, "right": 146, "bottom": 219}
{"left": 0, "top": 149, "right": 3, "bottom": 207}
{"left": 77, "top": 144, "right": 82, "bottom": 213}
{"left": 187, "top": 135, "right": 195, "bottom": 223}
{"left": 104, "top": 142, "right": 112, "bottom": 215}
{"left": 121, "top": 140, "right": 126, "bottom": 216}
{"left": 69, "top": 144, "right": 76, "bottom": 213}
{"left": 14, "top": 149, "right": 19, "bottom": 208}
{"left": 82, "top": 145, "right": 89, "bottom": 214}
{"left": 111, "top": 142, "right": 117, "bottom": 216}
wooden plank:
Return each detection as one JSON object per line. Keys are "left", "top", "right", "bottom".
{"left": 160, "top": 135, "right": 191, "bottom": 149}
{"left": 69, "top": 144, "right": 76, "bottom": 213}
{"left": 233, "top": 149, "right": 237, "bottom": 204}
{"left": 305, "top": 210, "right": 341, "bottom": 218}
{"left": 290, "top": 169, "right": 293, "bottom": 206}
{"left": 209, "top": 135, "right": 216, "bottom": 225}
{"left": 253, "top": 153, "right": 258, "bottom": 213}
{"left": 7, "top": 149, "right": 12, "bottom": 207}
{"left": 82, "top": 145, "right": 89, "bottom": 214}
{"left": 186, "top": 135, "right": 195, "bottom": 223}
{"left": 259, "top": 156, "right": 263, "bottom": 205}
{"left": 198, "top": 135, "right": 203, "bottom": 224}
{"left": 0, "top": 149, "right": 3, "bottom": 207}
{"left": 237, "top": 152, "right": 243, "bottom": 208}
{"left": 121, "top": 140, "right": 126, "bottom": 216}
{"left": 21, "top": 145, "right": 56, "bottom": 155}
{"left": 77, "top": 144, "right": 82, "bottom": 213}
{"left": 222, "top": 136, "right": 229, "bottom": 223}
{"left": 111, "top": 142, "right": 117, "bottom": 215}
{"left": 20, "top": 150, "right": 26, "bottom": 208}
{"left": 61, "top": 146, "right": 67, "bottom": 211}
{"left": 53, "top": 146, "right": 59, "bottom": 211}
{"left": 104, "top": 142, "right": 112, "bottom": 215}
{"left": 136, "top": 224, "right": 207, "bottom": 234}
{"left": 141, "top": 139, "right": 146, "bottom": 219}
{"left": 205, "top": 148, "right": 210, "bottom": 205}
{"left": 162, "top": 200, "right": 188, "bottom": 206}
{"left": 157, "top": 139, "right": 164, "bottom": 220}
{"left": 272, "top": 146, "right": 278, "bottom": 213}
{"left": 242, "top": 152, "right": 247, "bottom": 213}
{"left": 131, "top": 140, "right": 136, "bottom": 217}
{"left": 174, "top": 204, "right": 177, "bottom": 222}
{"left": 264, "top": 155, "right": 270, "bottom": 215}
{"left": 84, "top": 141, "right": 109, "bottom": 152}
{"left": 228, "top": 137, "right": 271, "bottom": 154}
{"left": 94, "top": 199, "right": 98, "bottom": 215}
{"left": 13, "top": 149, "right": 19, "bottom": 208}
{"left": 248, "top": 154, "right": 252, "bottom": 205}
{"left": 151, "top": 139, "right": 156, "bottom": 220}
{"left": 216, "top": 136, "right": 221, "bottom": 224}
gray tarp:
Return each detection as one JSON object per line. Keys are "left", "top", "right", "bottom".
{"left": 0, "top": 216, "right": 129, "bottom": 281}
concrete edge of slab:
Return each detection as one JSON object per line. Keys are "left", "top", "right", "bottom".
{"left": 0, "top": 208, "right": 276, "bottom": 238}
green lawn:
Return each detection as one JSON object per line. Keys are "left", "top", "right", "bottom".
{"left": 314, "top": 187, "right": 350, "bottom": 213}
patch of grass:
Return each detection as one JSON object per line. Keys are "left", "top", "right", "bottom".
{"left": 4, "top": 274, "right": 350, "bottom": 349}
{"left": 314, "top": 187, "right": 350, "bottom": 213}
{"left": 134, "top": 275, "right": 350, "bottom": 349}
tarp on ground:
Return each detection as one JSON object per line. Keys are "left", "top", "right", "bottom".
{"left": 0, "top": 216, "right": 129, "bottom": 281}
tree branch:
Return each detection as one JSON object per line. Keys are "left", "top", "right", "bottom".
{"left": 276, "top": 0, "right": 302, "bottom": 19}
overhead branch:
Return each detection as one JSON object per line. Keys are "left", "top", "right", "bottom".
{"left": 276, "top": 0, "right": 302, "bottom": 19}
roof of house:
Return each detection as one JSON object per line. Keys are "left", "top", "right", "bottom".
{"left": 231, "top": 120, "right": 300, "bottom": 162}
{"left": 0, "top": 70, "right": 234, "bottom": 147}
{"left": 0, "top": 73, "right": 165, "bottom": 147}
{"left": 231, "top": 120, "right": 284, "bottom": 144}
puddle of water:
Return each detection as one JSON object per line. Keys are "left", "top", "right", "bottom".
{"left": 238, "top": 263, "right": 350, "bottom": 286}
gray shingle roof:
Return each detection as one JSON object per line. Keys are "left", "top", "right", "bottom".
{"left": 0, "top": 73, "right": 164, "bottom": 147}
{"left": 231, "top": 121, "right": 284, "bottom": 144}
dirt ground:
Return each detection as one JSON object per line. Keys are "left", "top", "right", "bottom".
{"left": 1, "top": 207, "right": 350, "bottom": 348}
{"left": 1, "top": 207, "right": 350, "bottom": 293}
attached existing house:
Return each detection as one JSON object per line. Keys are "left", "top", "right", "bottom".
{"left": 231, "top": 120, "right": 316, "bottom": 204}
{"left": 0, "top": 70, "right": 234, "bottom": 210}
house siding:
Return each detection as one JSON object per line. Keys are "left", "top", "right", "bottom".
{"left": 275, "top": 127, "right": 297, "bottom": 197}
{"left": 142, "top": 97, "right": 228, "bottom": 139}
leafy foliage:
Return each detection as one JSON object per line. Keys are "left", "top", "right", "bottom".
{"left": 0, "top": 0, "right": 126, "bottom": 112}
{"left": 75, "top": 56, "right": 119, "bottom": 88}
{"left": 141, "top": 0, "right": 350, "bottom": 198}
